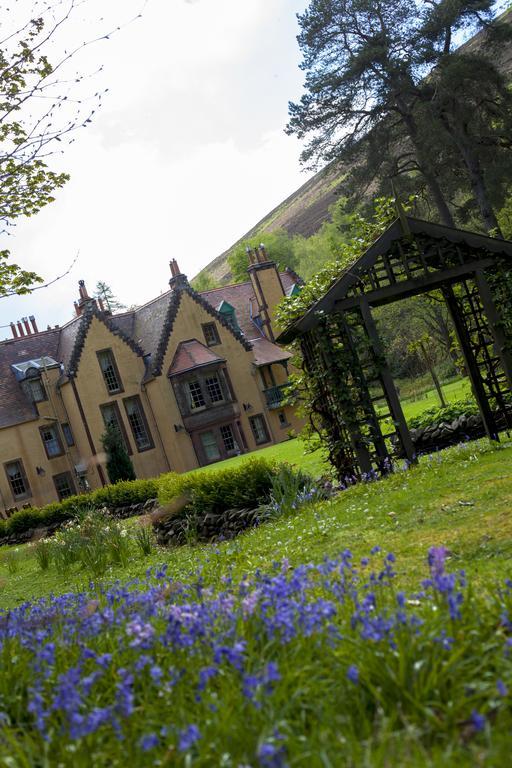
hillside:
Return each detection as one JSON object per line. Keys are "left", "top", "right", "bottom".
{"left": 197, "top": 9, "right": 512, "bottom": 286}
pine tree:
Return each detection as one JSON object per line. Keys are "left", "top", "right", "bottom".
{"left": 101, "top": 424, "right": 136, "bottom": 484}
{"left": 286, "top": 0, "right": 510, "bottom": 230}
{"left": 94, "top": 282, "right": 127, "bottom": 313}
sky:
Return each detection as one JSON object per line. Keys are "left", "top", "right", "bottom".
{"left": 0, "top": 0, "right": 311, "bottom": 337}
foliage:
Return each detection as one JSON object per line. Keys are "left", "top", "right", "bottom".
{"left": 2, "top": 538, "right": 512, "bottom": 764}
{"left": 228, "top": 229, "right": 298, "bottom": 282}
{"left": 158, "top": 458, "right": 278, "bottom": 514}
{"left": 0, "top": 1, "right": 139, "bottom": 298}
{"left": 134, "top": 520, "right": 155, "bottom": 556}
{"left": 190, "top": 272, "right": 219, "bottom": 291}
{"left": 101, "top": 424, "right": 136, "bottom": 484}
{"left": 94, "top": 282, "right": 126, "bottom": 312}
{"left": 261, "top": 462, "right": 327, "bottom": 520}
{"left": 50, "top": 509, "right": 132, "bottom": 577}
{"left": 287, "top": 0, "right": 512, "bottom": 232}
{"left": 0, "top": 478, "right": 158, "bottom": 543}
{"left": 408, "top": 397, "right": 479, "bottom": 430}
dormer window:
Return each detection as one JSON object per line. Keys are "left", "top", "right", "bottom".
{"left": 97, "top": 349, "right": 123, "bottom": 394}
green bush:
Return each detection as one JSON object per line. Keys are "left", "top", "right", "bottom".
{"left": 158, "top": 458, "right": 277, "bottom": 514}
{"left": 409, "top": 397, "right": 479, "bottom": 430}
{"left": 1, "top": 477, "right": 159, "bottom": 543}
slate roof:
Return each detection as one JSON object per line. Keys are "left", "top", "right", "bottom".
{"left": 1, "top": 270, "right": 299, "bottom": 429}
{"left": 168, "top": 340, "right": 225, "bottom": 377}
{"left": 0, "top": 328, "right": 61, "bottom": 429}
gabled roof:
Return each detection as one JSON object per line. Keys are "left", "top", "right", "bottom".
{"left": 168, "top": 339, "right": 225, "bottom": 377}
{"left": 278, "top": 217, "right": 512, "bottom": 343}
{"left": 63, "top": 302, "right": 145, "bottom": 378}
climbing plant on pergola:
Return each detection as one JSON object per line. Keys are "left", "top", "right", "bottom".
{"left": 278, "top": 217, "right": 512, "bottom": 481}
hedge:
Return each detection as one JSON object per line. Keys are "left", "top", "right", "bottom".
{"left": 157, "top": 458, "right": 277, "bottom": 515}
{"left": 155, "top": 458, "right": 282, "bottom": 545}
{"left": 0, "top": 478, "right": 159, "bottom": 542}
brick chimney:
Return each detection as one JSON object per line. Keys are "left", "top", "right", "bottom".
{"left": 75, "top": 280, "right": 97, "bottom": 314}
{"left": 169, "top": 259, "right": 188, "bottom": 289}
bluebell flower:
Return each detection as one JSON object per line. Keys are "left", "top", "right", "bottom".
{"left": 139, "top": 733, "right": 159, "bottom": 751}
{"left": 347, "top": 664, "right": 359, "bottom": 684}
{"left": 497, "top": 679, "right": 508, "bottom": 696}
{"left": 178, "top": 724, "right": 200, "bottom": 751}
{"left": 470, "top": 710, "right": 486, "bottom": 732}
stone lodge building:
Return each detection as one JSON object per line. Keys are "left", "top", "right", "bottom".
{"left": 0, "top": 249, "right": 303, "bottom": 514}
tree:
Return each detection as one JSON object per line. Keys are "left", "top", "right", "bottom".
{"left": 228, "top": 229, "right": 298, "bottom": 283}
{"left": 94, "top": 281, "right": 126, "bottom": 313}
{"left": 0, "top": 1, "right": 143, "bottom": 298}
{"left": 286, "top": 0, "right": 509, "bottom": 230}
{"left": 191, "top": 272, "right": 218, "bottom": 291}
{"left": 101, "top": 423, "right": 136, "bottom": 484}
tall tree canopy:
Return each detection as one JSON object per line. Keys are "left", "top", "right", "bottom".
{"left": 287, "top": 0, "right": 512, "bottom": 231}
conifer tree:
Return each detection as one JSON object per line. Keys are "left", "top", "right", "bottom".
{"left": 101, "top": 424, "right": 136, "bottom": 484}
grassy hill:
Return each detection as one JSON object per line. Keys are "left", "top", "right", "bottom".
{"left": 197, "top": 9, "right": 512, "bottom": 286}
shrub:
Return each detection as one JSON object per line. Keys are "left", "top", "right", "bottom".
{"left": 155, "top": 460, "right": 320, "bottom": 546}
{"left": 32, "top": 539, "right": 52, "bottom": 571}
{"left": 134, "top": 520, "right": 155, "bottom": 556}
{"left": 1, "top": 477, "right": 158, "bottom": 544}
{"left": 409, "top": 397, "right": 479, "bottom": 430}
{"left": 158, "top": 458, "right": 277, "bottom": 514}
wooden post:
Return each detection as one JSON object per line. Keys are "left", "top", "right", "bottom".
{"left": 442, "top": 283, "right": 499, "bottom": 441}
{"left": 474, "top": 269, "right": 512, "bottom": 391}
{"left": 359, "top": 298, "right": 416, "bottom": 464}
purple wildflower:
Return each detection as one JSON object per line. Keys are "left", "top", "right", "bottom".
{"left": 139, "top": 733, "right": 159, "bottom": 751}
{"left": 470, "top": 710, "right": 486, "bottom": 732}
{"left": 347, "top": 664, "right": 359, "bottom": 684}
{"left": 178, "top": 724, "right": 201, "bottom": 751}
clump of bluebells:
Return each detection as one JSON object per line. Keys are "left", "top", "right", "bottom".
{"left": 0, "top": 547, "right": 511, "bottom": 765}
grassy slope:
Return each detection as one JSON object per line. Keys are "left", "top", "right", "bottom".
{"left": 2, "top": 438, "right": 511, "bottom": 609}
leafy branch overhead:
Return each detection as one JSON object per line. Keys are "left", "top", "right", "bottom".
{"left": 0, "top": 0, "right": 144, "bottom": 298}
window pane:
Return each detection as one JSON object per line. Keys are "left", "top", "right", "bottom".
{"left": 98, "top": 350, "right": 121, "bottom": 393}
{"left": 200, "top": 431, "right": 221, "bottom": 461}
{"left": 220, "top": 424, "right": 237, "bottom": 452}
{"left": 250, "top": 415, "right": 269, "bottom": 444}
{"left": 61, "top": 423, "right": 75, "bottom": 446}
{"left": 5, "top": 460, "right": 29, "bottom": 499}
{"left": 203, "top": 323, "right": 220, "bottom": 346}
{"left": 188, "top": 380, "right": 205, "bottom": 409}
{"left": 29, "top": 379, "right": 45, "bottom": 403}
{"left": 53, "top": 472, "right": 74, "bottom": 501}
{"left": 40, "top": 426, "right": 62, "bottom": 457}
{"left": 124, "top": 397, "right": 152, "bottom": 451}
{"left": 205, "top": 375, "right": 223, "bottom": 403}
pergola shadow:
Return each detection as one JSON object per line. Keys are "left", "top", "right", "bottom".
{"left": 279, "top": 217, "right": 512, "bottom": 480}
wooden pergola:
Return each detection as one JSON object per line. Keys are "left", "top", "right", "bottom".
{"left": 278, "top": 216, "right": 512, "bottom": 480}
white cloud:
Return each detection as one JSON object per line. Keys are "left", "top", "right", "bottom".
{"left": 0, "top": 0, "right": 311, "bottom": 336}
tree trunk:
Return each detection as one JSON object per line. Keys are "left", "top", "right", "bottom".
{"left": 455, "top": 132, "right": 502, "bottom": 236}
{"left": 440, "top": 115, "right": 503, "bottom": 237}
{"left": 397, "top": 101, "right": 455, "bottom": 227}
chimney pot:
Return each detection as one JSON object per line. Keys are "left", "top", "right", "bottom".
{"left": 29, "top": 315, "right": 38, "bottom": 334}
{"left": 17, "top": 321, "right": 25, "bottom": 337}
{"left": 10, "top": 322, "right": 18, "bottom": 339}
{"left": 22, "top": 317, "right": 31, "bottom": 335}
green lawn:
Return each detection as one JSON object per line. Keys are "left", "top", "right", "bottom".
{"left": 399, "top": 376, "right": 472, "bottom": 422}
{"left": 2, "top": 437, "right": 511, "bottom": 609}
